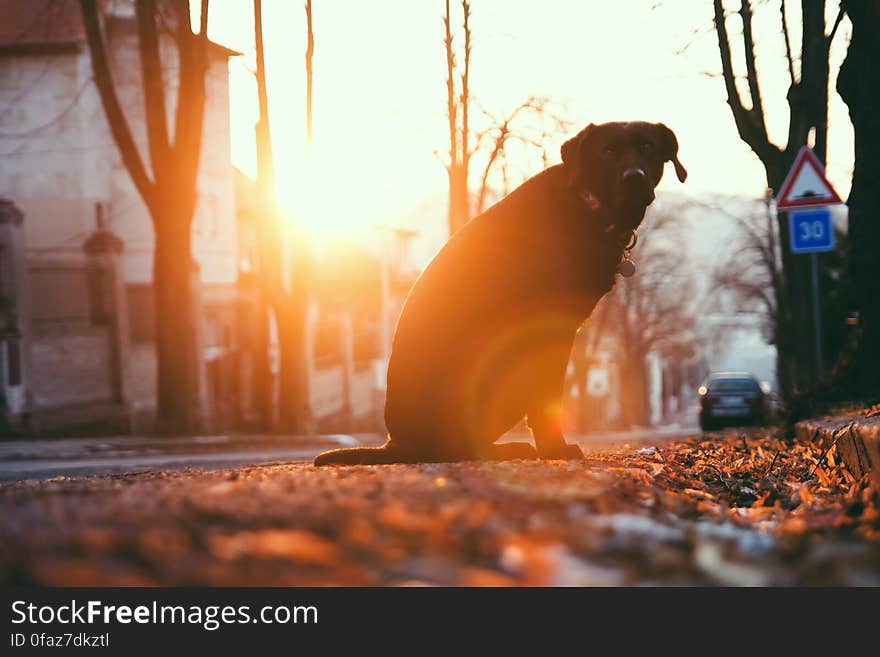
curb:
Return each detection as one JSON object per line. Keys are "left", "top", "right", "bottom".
{"left": 795, "top": 413, "right": 880, "bottom": 488}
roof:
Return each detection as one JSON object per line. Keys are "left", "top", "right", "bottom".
{"left": 0, "top": 0, "right": 86, "bottom": 51}
{"left": 0, "top": 0, "right": 240, "bottom": 57}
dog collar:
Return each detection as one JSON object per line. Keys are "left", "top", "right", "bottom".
{"left": 617, "top": 230, "right": 638, "bottom": 277}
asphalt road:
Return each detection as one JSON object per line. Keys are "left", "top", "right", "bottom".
{"left": 0, "top": 423, "right": 699, "bottom": 482}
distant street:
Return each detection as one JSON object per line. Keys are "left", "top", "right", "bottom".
{"left": 0, "top": 433, "right": 369, "bottom": 483}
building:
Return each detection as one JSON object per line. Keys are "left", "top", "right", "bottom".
{"left": 0, "top": 0, "right": 239, "bottom": 433}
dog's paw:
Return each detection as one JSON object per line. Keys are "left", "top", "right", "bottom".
{"left": 539, "top": 443, "right": 584, "bottom": 460}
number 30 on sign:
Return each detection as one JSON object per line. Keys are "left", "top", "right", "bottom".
{"left": 789, "top": 207, "right": 835, "bottom": 254}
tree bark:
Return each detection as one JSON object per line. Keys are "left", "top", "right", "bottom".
{"left": 276, "top": 280, "right": 311, "bottom": 431}
{"left": 249, "top": 0, "right": 274, "bottom": 430}
{"left": 713, "top": 0, "right": 832, "bottom": 398}
{"left": 253, "top": 0, "right": 311, "bottom": 433}
{"left": 837, "top": 0, "right": 880, "bottom": 396}
{"left": 621, "top": 350, "right": 650, "bottom": 428}
{"left": 80, "top": 0, "right": 209, "bottom": 434}
{"left": 305, "top": 0, "right": 314, "bottom": 151}
{"left": 444, "top": 0, "right": 472, "bottom": 236}
{"left": 153, "top": 199, "right": 198, "bottom": 433}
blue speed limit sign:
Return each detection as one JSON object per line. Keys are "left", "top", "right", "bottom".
{"left": 789, "top": 208, "right": 835, "bottom": 254}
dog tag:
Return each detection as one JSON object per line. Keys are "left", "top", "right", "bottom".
{"left": 618, "top": 258, "right": 636, "bottom": 277}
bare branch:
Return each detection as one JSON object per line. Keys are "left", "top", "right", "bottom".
{"left": 827, "top": 4, "right": 845, "bottom": 45}
{"left": 172, "top": 0, "right": 209, "bottom": 212}
{"left": 780, "top": 0, "right": 796, "bottom": 87}
{"left": 444, "top": 0, "right": 458, "bottom": 172}
{"left": 474, "top": 96, "right": 569, "bottom": 213}
{"left": 305, "top": 0, "right": 314, "bottom": 150}
{"left": 476, "top": 119, "right": 508, "bottom": 213}
{"left": 740, "top": 1, "right": 767, "bottom": 128}
{"left": 460, "top": 0, "right": 471, "bottom": 165}
{"left": 135, "top": 0, "right": 170, "bottom": 182}
{"left": 79, "top": 0, "right": 154, "bottom": 208}
{"left": 712, "top": 0, "right": 780, "bottom": 167}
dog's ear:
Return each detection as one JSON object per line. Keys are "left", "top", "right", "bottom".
{"left": 561, "top": 123, "right": 596, "bottom": 187}
{"left": 654, "top": 123, "right": 687, "bottom": 183}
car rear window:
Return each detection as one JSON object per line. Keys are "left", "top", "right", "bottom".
{"left": 708, "top": 378, "right": 760, "bottom": 393}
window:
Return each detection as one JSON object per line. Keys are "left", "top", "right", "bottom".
{"left": 313, "top": 320, "right": 343, "bottom": 367}
{"left": 6, "top": 340, "right": 21, "bottom": 387}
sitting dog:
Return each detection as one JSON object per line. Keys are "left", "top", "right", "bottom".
{"left": 315, "top": 121, "right": 687, "bottom": 465}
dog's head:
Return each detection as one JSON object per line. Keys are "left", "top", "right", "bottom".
{"left": 561, "top": 121, "right": 687, "bottom": 230}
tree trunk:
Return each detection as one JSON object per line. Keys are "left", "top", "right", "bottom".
{"left": 448, "top": 166, "right": 470, "bottom": 236}
{"left": 153, "top": 207, "right": 198, "bottom": 433}
{"left": 80, "top": 0, "right": 210, "bottom": 434}
{"left": 713, "top": 0, "right": 831, "bottom": 399}
{"left": 768, "top": 162, "right": 817, "bottom": 398}
{"left": 621, "top": 351, "right": 650, "bottom": 428}
{"left": 276, "top": 305, "right": 310, "bottom": 432}
{"left": 274, "top": 236, "right": 312, "bottom": 433}
{"left": 250, "top": 288, "right": 273, "bottom": 429}
{"left": 837, "top": 0, "right": 880, "bottom": 396}
{"left": 444, "top": 0, "right": 472, "bottom": 237}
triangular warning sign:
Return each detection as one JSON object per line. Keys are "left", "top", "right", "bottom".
{"left": 776, "top": 146, "right": 843, "bottom": 210}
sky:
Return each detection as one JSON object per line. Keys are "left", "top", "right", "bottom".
{"left": 204, "top": 0, "right": 854, "bottom": 251}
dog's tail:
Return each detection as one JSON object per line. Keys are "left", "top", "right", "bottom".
{"left": 313, "top": 440, "right": 408, "bottom": 466}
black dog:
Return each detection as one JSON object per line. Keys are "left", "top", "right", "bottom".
{"left": 315, "top": 121, "right": 686, "bottom": 465}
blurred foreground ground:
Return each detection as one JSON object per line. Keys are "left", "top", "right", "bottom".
{"left": 1, "top": 427, "right": 878, "bottom": 586}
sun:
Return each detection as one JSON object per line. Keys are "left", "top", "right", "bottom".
{"left": 274, "top": 144, "right": 401, "bottom": 246}
{"left": 276, "top": 155, "right": 351, "bottom": 243}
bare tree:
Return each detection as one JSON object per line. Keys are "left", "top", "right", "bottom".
{"left": 79, "top": 0, "right": 210, "bottom": 433}
{"left": 708, "top": 196, "right": 788, "bottom": 384}
{"left": 443, "top": 0, "right": 472, "bottom": 236}
{"left": 837, "top": 0, "right": 880, "bottom": 397}
{"left": 473, "top": 96, "right": 571, "bottom": 214}
{"left": 709, "top": 193, "right": 858, "bottom": 405}
{"left": 712, "top": 205, "right": 781, "bottom": 336}
{"left": 712, "top": 0, "right": 843, "bottom": 397}
{"left": 248, "top": 0, "right": 273, "bottom": 430}
{"left": 441, "top": 3, "right": 571, "bottom": 235}
{"left": 305, "top": 0, "right": 314, "bottom": 152}
{"left": 253, "top": 0, "right": 311, "bottom": 433}
{"left": 567, "top": 291, "right": 613, "bottom": 431}
{"left": 592, "top": 210, "right": 701, "bottom": 427}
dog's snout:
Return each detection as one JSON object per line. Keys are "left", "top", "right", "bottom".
{"left": 623, "top": 167, "right": 647, "bottom": 184}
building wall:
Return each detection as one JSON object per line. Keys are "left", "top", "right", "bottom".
{"left": 349, "top": 369, "right": 374, "bottom": 419}
{"left": 0, "top": 14, "right": 240, "bottom": 430}
{"left": 0, "top": 24, "right": 238, "bottom": 281}
{"left": 310, "top": 366, "right": 345, "bottom": 420}
{"left": 0, "top": 51, "right": 103, "bottom": 252}
{"left": 30, "top": 326, "right": 111, "bottom": 407}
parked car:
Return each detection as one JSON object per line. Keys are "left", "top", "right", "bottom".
{"left": 698, "top": 372, "right": 769, "bottom": 431}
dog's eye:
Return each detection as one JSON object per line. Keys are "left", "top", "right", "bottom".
{"left": 640, "top": 142, "right": 655, "bottom": 154}
{"left": 603, "top": 146, "right": 617, "bottom": 157}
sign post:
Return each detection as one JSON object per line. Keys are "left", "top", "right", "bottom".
{"left": 776, "top": 147, "right": 844, "bottom": 378}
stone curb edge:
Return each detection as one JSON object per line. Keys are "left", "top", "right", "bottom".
{"left": 795, "top": 414, "right": 880, "bottom": 489}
